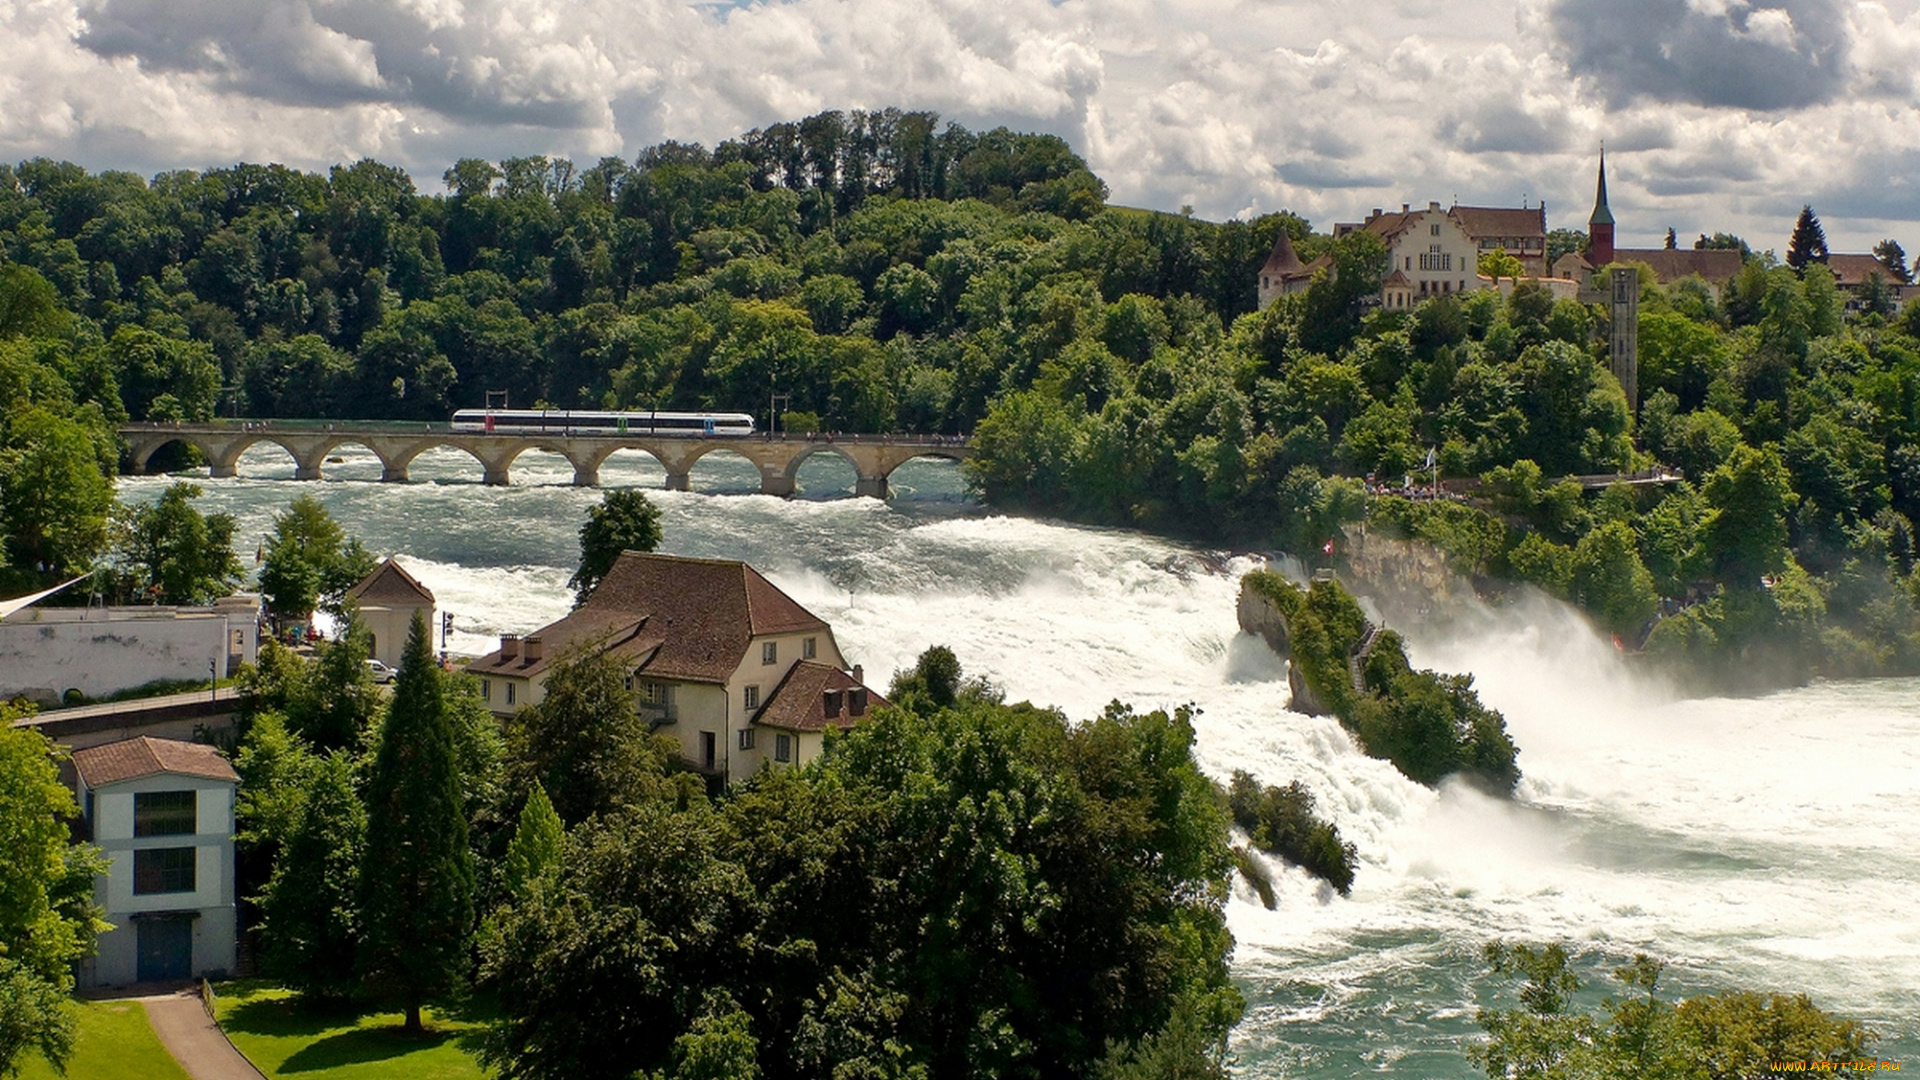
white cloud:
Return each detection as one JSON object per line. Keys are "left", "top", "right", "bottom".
{"left": 1, "top": 0, "right": 1919, "bottom": 252}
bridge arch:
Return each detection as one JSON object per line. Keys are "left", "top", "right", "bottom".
{"left": 574, "top": 444, "right": 674, "bottom": 489}
{"left": 221, "top": 437, "right": 308, "bottom": 479}
{"left": 382, "top": 440, "right": 498, "bottom": 485}
{"left": 779, "top": 444, "right": 864, "bottom": 497}
{"left": 681, "top": 444, "right": 772, "bottom": 495}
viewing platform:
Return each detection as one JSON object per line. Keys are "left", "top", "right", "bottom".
{"left": 120, "top": 420, "right": 971, "bottom": 498}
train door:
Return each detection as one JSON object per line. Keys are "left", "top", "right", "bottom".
{"left": 483, "top": 413, "right": 495, "bottom": 433}
{"left": 616, "top": 415, "right": 628, "bottom": 434}
{"left": 704, "top": 418, "right": 716, "bottom": 436}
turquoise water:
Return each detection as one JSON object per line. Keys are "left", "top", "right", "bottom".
{"left": 120, "top": 442, "right": 1920, "bottom": 1075}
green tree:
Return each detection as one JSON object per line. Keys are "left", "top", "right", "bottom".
{"left": 1786, "top": 206, "right": 1829, "bottom": 274}
{"left": 358, "top": 612, "right": 475, "bottom": 1032}
{"left": 1873, "top": 238, "right": 1911, "bottom": 283}
{"left": 500, "top": 782, "right": 564, "bottom": 898}
{"left": 258, "top": 751, "right": 364, "bottom": 1002}
{"left": 504, "top": 647, "right": 677, "bottom": 826}
{"left": 568, "top": 489, "right": 663, "bottom": 606}
{"left": 113, "top": 482, "right": 242, "bottom": 604}
{"left": 1570, "top": 521, "right": 1660, "bottom": 638}
{"left": 0, "top": 721, "right": 109, "bottom": 1077}
{"left": 258, "top": 494, "right": 376, "bottom": 619}
{"left": 1479, "top": 248, "right": 1524, "bottom": 283}
{"left": 1472, "top": 942, "right": 1873, "bottom": 1080}
{"left": 0, "top": 406, "right": 115, "bottom": 576}
{"left": 105, "top": 326, "right": 220, "bottom": 421}
{"left": 1702, "top": 445, "right": 1797, "bottom": 588}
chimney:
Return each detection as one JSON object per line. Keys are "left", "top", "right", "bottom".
{"left": 852, "top": 664, "right": 864, "bottom": 686}
{"left": 1402, "top": 203, "right": 1409, "bottom": 213}
{"left": 1429, "top": 200, "right": 1440, "bottom": 212}
{"left": 1371, "top": 207, "right": 1383, "bottom": 220}
{"left": 849, "top": 688, "right": 868, "bottom": 717}
{"left": 524, "top": 636, "right": 544, "bottom": 662}
{"left": 500, "top": 636, "right": 520, "bottom": 660}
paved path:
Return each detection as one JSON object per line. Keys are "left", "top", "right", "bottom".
{"left": 136, "top": 988, "right": 268, "bottom": 1080}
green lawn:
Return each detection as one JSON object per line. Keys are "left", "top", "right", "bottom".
{"left": 15, "top": 1000, "right": 189, "bottom": 1080}
{"left": 212, "top": 982, "right": 488, "bottom": 1080}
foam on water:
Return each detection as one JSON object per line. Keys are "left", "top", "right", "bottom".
{"left": 117, "top": 457, "right": 1920, "bottom": 1076}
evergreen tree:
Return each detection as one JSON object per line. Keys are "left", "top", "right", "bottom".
{"left": 1786, "top": 206, "right": 1829, "bottom": 274}
{"left": 501, "top": 783, "right": 564, "bottom": 898}
{"left": 358, "top": 611, "right": 474, "bottom": 1032}
{"left": 259, "top": 752, "right": 364, "bottom": 1002}
{"left": 569, "top": 489, "right": 663, "bottom": 606}
{"left": 1873, "top": 238, "right": 1911, "bottom": 283}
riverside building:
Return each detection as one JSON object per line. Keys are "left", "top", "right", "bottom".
{"left": 471, "top": 552, "right": 888, "bottom": 783}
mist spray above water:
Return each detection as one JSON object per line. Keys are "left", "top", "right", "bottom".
{"left": 118, "top": 446, "right": 1920, "bottom": 1076}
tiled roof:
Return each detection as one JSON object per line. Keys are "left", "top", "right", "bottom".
{"left": 73, "top": 736, "right": 238, "bottom": 787}
{"left": 1383, "top": 269, "right": 1413, "bottom": 287}
{"left": 1612, "top": 248, "right": 1745, "bottom": 284}
{"left": 753, "top": 661, "right": 889, "bottom": 732}
{"left": 345, "top": 558, "right": 435, "bottom": 606}
{"left": 1825, "top": 254, "right": 1905, "bottom": 287}
{"left": 471, "top": 553, "right": 828, "bottom": 684}
{"left": 1449, "top": 205, "right": 1546, "bottom": 241}
{"left": 1261, "top": 230, "right": 1310, "bottom": 279}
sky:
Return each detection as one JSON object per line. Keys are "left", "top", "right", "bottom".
{"left": 3, "top": 0, "right": 1919, "bottom": 252}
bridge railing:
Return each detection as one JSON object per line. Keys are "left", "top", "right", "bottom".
{"left": 121, "top": 420, "right": 971, "bottom": 446}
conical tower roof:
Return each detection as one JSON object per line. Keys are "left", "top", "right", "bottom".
{"left": 1589, "top": 149, "right": 1614, "bottom": 227}
{"left": 1261, "top": 229, "right": 1307, "bottom": 276}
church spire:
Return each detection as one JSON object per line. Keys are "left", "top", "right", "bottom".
{"left": 1589, "top": 146, "right": 1614, "bottom": 227}
{"left": 1587, "top": 147, "right": 1616, "bottom": 267}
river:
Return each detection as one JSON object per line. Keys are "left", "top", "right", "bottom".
{"left": 119, "top": 443, "right": 1920, "bottom": 1077}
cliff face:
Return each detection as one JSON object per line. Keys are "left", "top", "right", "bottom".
{"left": 1236, "top": 573, "right": 1329, "bottom": 717}
{"left": 1335, "top": 525, "right": 1464, "bottom": 619}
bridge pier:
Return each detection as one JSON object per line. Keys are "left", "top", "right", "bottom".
{"left": 209, "top": 461, "right": 238, "bottom": 479}
{"left": 380, "top": 463, "right": 410, "bottom": 483}
{"left": 572, "top": 464, "right": 599, "bottom": 487}
{"left": 665, "top": 471, "right": 691, "bottom": 492}
{"left": 294, "top": 464, "right": 323, "bottom": 481}
{"left": 483, "top": 466, "right": 511, "bottom": 486}
{"left": 854, "top": 475, "right": 888, "bottom": 499}
{"left": 760, "top": 472, "right": 796, "bottom": 497}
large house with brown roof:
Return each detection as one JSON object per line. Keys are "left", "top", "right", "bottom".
{"left": 344, "top": 557, "right": 436, "bottom": 670}
{"left": 72, "top": 736, "right": 239, "bottom": 987}
{"left": 1449, "top": 204, "right": 1550, "bottom": 277}
{"left": 471, "top": 552, "right": 887, "bottom": 783}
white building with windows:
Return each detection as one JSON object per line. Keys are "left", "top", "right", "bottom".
{"left": 72, "top": 736, "right": 239, "bottom": 987}
{"left": 1334, "top": 202, "right": 1483, "bottom": 310}
{"left": 470, "top": 552, "right": 888, "bottom": 784}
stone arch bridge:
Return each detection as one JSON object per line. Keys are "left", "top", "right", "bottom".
{"left": 121, "top": 422, "right": 971, "bottom": 498}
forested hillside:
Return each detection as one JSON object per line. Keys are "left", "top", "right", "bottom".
{"left": 0, "top": 109, "right": 1286, "bottom": 432}
{"left": 7, "top": 110, "right": 1920, "bottom": 686}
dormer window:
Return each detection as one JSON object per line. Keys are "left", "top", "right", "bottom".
{"left": 823, "top": 689, "right": 842, "bottom": 716}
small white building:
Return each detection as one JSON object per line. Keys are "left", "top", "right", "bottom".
{"left": 343, "top": 558, "right": 436, "bottom": 669}
{"left": 470, "top": 552, "right": 887, "bottom": 784}
{"left": 0, "top": 595, "right": 260, "bottom": 705}
{"left": 72, "top": 736, "right": 239, "bottom": 987}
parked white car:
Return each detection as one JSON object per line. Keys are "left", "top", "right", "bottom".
{"left": 365, "top": 659, "right": 398, "bottom": 684}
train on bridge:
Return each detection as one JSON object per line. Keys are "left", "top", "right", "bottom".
{"left": 451, "top": 409, "right": 755, "bottom": 437}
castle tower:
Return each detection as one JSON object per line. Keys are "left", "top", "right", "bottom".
{"left": 1588, "top": 149, "right": 1615, "bottom": 267}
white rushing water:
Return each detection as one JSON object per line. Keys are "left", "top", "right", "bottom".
{"left": 120, "top": 443, "right": 1920, "bottom": 1077}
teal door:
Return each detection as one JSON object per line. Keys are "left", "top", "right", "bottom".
{"left": 136, "top": 917, "right": 192, "bottom": 982}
